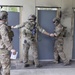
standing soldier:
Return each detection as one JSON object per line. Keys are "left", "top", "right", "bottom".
{"left": 12, "top": 14, "right": 51, "bottom": 68}
{"left": 50, "top": 17, "right": 69, "bottom": 65}
{"left": 0, "top": 11, "right": 16, "bottom": 75}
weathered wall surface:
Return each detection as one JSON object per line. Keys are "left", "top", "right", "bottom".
{"left": 0, "top": 0, "right": 74, "bottom": 60}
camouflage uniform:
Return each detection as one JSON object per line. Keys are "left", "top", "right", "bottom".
{"left": 54, "top": 23, "right": 68, "bottom": 64}
{"left": 0, "top": 11, "right": 13, "bottom": 75}
{"left": 0, "top": 22, "right": 12, "bottom": 75}
{"left": 13, "top": 20, "right": 46, "bottom": 67}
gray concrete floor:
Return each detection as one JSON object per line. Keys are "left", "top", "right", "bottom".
{"left": 11, "top": 68, "right": 75, "bottom": 75}
{"left": 11, "top": 60, "right": 75, "bottom": 75}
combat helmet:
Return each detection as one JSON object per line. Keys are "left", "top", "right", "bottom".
{"left": 53, "top": 17, "right": 60, "bottom": 24}
{"left": 0, "top": 11, "right": 8, "bottom": 20}
{"left": 28, "top": 14, "right": 36, "bottom": 21}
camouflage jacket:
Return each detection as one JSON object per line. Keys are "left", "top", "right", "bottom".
{"left": 13, "top": 21, "right": 45, "bottom": 39}
{"left": 0, "top": 23, "right": 12, "bottom": 51}
{"left": 55, "top": 24, "right": 66, "bottom": 39}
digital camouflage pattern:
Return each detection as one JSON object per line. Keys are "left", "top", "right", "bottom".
{"left": 13, "top": 20, "right": 46, "bottom": 66}
{"left": 0, "top": 22, "right": 12, "bottom": 75}
{"left": 54, "top": 23, "right": 69, "bottom": 64}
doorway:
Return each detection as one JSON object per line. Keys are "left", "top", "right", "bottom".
{"left": 36, "top": 7, "right": 59, "bottom": 60}
{"left": 0, "top": 6, "right": 22, "bottom": 58}
{"left": 72, "top": 9, "right": 75, "bottom": 59}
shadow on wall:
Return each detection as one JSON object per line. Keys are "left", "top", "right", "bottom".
{"left": 61, "top": 8, "right": 72, "bottom": 19}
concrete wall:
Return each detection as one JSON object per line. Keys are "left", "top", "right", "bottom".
{"left": 36, "top": 0, "right": 74, "bottom": 61}
{"left": 0, "top": 0, "right": 74, "bottom": 60}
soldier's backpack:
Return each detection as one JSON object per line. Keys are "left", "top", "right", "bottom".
{"left": 6, "top": 26, "right": 14, "bottom": 42}
{"left": 61, "top": 25, "right": 67, "bottom": 37}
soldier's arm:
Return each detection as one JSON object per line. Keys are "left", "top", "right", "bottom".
{"left": 50, "top": 33, "right": 57, "bottom": 37}
{"left": 55, "top": 26, "right": 63, "bottom": 36}
{"left": 42, "top": 30, "right": 50, "bottom": 36}
{"left": 11, "top": 22, "right": 27, "bottom": 29}
{"left": 50, "top": 30, "right": 62, "bottom": 37}
{"left": 37, "top": 24, "right": 50, "bottom": 36}
{"left": 1, "top": 25, "right": 13, "bottom": 51}
{"left": 50, "top": 25, "right": 63, "bottom": 37}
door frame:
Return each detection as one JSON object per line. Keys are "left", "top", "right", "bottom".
{"left": 36, "top": 6, "right": 61, "bottom": 23}
{"left": 35, "top": 6, "right": 61, "bottom": 61}
{"left": 0, "top": 5, "right": 23, "bottom": 59}
{"left": 72, "top": 8, "right": 75, "bottom": 59}
{"left": 36, "top": 7, "right": 61, "bottom": 41}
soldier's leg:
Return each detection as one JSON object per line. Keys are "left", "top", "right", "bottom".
{"left": 31, "top": 41, "right": 41, "bottom": 67}
{"left": 23, "top": 42, "right": 30, "bottom": 67}
{"left": 54, "top": 50, "right": 59, "bottom": 64}
{"left": 54, "top": 45, "right": 59, "bottom": 63}
{"left": 1, "top": 54, "right": 10, "bottom": 75}
{"left": 57, "top": 47, "right": 69, "bottom": 65}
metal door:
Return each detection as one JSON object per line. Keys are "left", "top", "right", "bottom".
{"left": 8, "top": 12, "right": 20, "bottom": 58}
{"left": 37, "top": 8, "right": 57, "bottom": 60}
{"left": 72, "top": 12, "right": 75, "bottom": 59}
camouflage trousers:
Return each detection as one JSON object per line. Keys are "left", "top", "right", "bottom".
{"left": 23, "top": 38, "right": 39, "bottom": 66}
{"left": 0, "top": 49, "right": 10, "bottom": 75}
{"left": 54, "top": 38, "right": 68, "bottom": 64}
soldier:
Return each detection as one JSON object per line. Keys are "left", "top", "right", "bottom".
{"left": 50, "top": 17, "right": 69, "bottom": 65}
{"left": 0, "top": 11, "right": 16, "bottom": 75}
{"left": 11, "top": 14, "right": 51, "bottom": 68}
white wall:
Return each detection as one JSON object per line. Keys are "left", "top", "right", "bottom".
{"left": 0, "top": 0, "right": 74, "bottom": 60}
{"left": 36, "top": 0, "right": 61, "bottom": 7}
